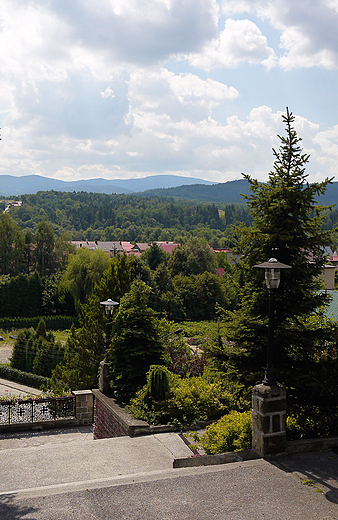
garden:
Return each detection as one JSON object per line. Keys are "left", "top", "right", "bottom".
{"left": 1, "top": 109, "right": 338, "bottom": 454}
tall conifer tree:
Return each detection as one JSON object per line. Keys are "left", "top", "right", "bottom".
{"left": 218, "top": 108, "right": 335, "bottom": 390}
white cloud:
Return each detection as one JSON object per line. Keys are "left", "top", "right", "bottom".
{"left": 189, "top": 18, "right": 277, "bottom": 70}
{"left": 219, "top": 0, "right": 338, "bottom": 70}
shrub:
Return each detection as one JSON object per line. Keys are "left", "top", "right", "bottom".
{"left": 0, "top": 365, "right": 48, "bottom": 389}
{"left": 286, "top": 406, "right": 338, "bottom": 440}
{"left": 191, "top": 411, "right": 252, "bottom": 454}
{"left": 0, "top": 315, "right": 78, "bottom": 331}
{"left": 129, "top": 375, "right": 236, "bottom": 426}
{"left": 10, "top": 325, "right": 65, "bottom": 378}
{"left": 145, "top": 365, "right": 171, "bottom": 403}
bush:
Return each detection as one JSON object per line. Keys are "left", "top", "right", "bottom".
{"left": 129, "top": 374, "right": 236, "bottom": 426}
{"left": 10, "top": 325, "right": 65, "bottom": 378}
{"left": 191, "top": 411, "right": 252, "bottom": 454}
{"left": 0, "top": 315, "right": 78, "bottom": 331}
{"left": 0, "top": 365, "right": 48, "bottom": 389}
{"left": 145, "top": 365, "right": 171, "bottom": 403}
{"left": 287, "top": 406, "right": 338, "bottom": 440}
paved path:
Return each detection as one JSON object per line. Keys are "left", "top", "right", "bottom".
{"left": 0, "top": 378, "right": 42, "bottom": 397}
{"left": 0, "top": 429, "right": 337, "bottom": 519}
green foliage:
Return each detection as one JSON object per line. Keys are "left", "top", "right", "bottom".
{"left": 60, "top": 247, "right": 110, "bottom": 311}
{"left": 49, "top": 254, "right": 154, "bottom": 392}
{"left": 0, "top": 315, "right": 78, "bottom": 331}
{"left": 35, "top": 317, "right": 47, "bottom": 339}
{"left": 168, "top": 238, "right": 216, "bottom": 277}
{"left": 0, "top": 365, "right": 48, "bottom": 389}
{"left": 0, "top": 272, "right": 44, "bottom": 318}
{"left": 287, "top": 406, "right": 338, "bottom": 440}
{"left": 145, "top": 365, "right": 171, "bottom": 402}
{"left": 50, "top": 302, "right": 106, "bottom": 391}
{"left": 10, "top": 326, "right": 64, "bottom": 378}
{"left": 191, "top": 411, "right": 252, "bottom": 454}
{"left": 129, "top": 374, "right": 239, "bottom": 426}
{"left": 142, "top": 243, "right": 168, "bottom": 270}
{"left": 34, "top": 220, "right": 57, "bottom": 276}
{"left": 0, "top": 213, "right": 25, "bottom": 276}
{"left": 172, "top": 272, "right": 227, "bottom": 321}
{"left": 214, "top": 109, "right": 336, "bottom": 392}
{"left": 108, "top": 280, "right": 164, "bottom": 399}
{"left": 12, "top": 191, "right": 252, "bottom": 247}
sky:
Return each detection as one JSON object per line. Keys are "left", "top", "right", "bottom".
{"left": 1, "top": 0, "right": 338, "bottom": 184}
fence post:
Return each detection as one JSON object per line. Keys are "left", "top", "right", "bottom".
{"left": 72, "top": 390, "right": 94, "bottom": 425}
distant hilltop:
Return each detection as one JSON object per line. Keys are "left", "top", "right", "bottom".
{"left": 0, "top": 174, "right": 336, "bottom": 205}
{"left": 0, "top": 174, "right": 213, "bottom": 197}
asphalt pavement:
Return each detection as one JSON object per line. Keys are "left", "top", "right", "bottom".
{"left": 0, "top": 427, "right": 338, "bottom": 519}
{"left": 0, "top": 378, "right": 338, "bottom": 519}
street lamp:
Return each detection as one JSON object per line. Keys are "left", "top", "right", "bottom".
{"left": 100, "top": 298, "right": 119, "bottom": 353}
{"left": 99, "top": 298, "right": 119, "bottom": 395}
{"left": 254, "top": 258, "right": 291, "bottom": 386}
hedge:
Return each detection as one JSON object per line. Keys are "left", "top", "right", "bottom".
{"left": 0, "top": 315, "right": 78, "bottom": 331}
{"left": 0, "top": 365, "right": 49, "bottom": 389}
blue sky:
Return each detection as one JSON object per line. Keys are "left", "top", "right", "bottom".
{"left": 1, "top": 0, "right": 338, "bottom": 184}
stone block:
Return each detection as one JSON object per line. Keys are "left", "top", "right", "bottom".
{"left": 262, "top": 433, "right": 286, "bottom": 454}
{"left": 252, "top": 411, "right": 270, "bottom": 434}
{"left": 261, "top": 398, "right": 286, "bottom": 414}
{"left": 272, "top": 413, "right": 281, "bottom": 433}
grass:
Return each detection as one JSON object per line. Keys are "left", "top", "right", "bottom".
{"left": 178, "top": 321, "right": 220, "bottom": 339}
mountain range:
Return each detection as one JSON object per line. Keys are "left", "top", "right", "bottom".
{"left": 0, "top": 174, "right": 213, "bottom": 197}
{"left": 0, "top": 174, "right": 337, "bottom": 206}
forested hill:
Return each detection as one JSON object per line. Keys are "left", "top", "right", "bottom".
{"left": 143, "top": 179, "right": 338, "bottom": 205}
{"left": 142, "top": 179, "right": 251, "bottom": 203}
{"left": 8, "top": 191, "right": 252, "bottom": 246}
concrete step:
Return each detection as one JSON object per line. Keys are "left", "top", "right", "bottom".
{"left": 0, "top": 431, "right": 194, "bottom": 496}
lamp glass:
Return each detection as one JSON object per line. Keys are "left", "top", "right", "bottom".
{"left": 265, "top": 268, "right": 280, "bottom": 290}
{"left": 100, "top": 298, "right": 119, "bottom": 316}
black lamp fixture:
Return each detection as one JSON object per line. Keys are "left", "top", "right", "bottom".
{"left": 254, "top": 258, "right": 291, "bottom": 385}
{"left": 100, "top": 298, "right": 119, "bottom": 357}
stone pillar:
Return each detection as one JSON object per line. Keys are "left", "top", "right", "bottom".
{"left": 73, "top": 390, "right": 94, "bottom": 425}
{"left": 252, "top": 383, "right": 286, "bottom": 456}
{"left": 99, "top": 360, "right": 111, "bottom": 395}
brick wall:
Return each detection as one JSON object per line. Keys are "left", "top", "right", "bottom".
{"left": 93, "top": 397, "right": 129, "bottom": 439}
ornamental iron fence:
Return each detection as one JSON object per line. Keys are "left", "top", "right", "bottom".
{"left": 0, "top": 396, "right": 76, "bottom": 425}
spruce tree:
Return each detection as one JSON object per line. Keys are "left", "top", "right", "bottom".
{"left": 217, "top": 108, "right": 335, "bottom": 395}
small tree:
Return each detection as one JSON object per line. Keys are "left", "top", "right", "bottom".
{"left": 108, "top": 280, "right": 164, "bottom": 399}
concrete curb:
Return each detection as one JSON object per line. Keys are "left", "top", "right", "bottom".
{"left": 173, "top": 448, "right": 261, "bottom": 468}
{"left": 173, "top": 436, "right": 338, "bottom": 469}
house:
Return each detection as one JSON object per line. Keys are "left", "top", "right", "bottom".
{"left": 158, "top": 242, "right": 180, "bottom": 254}
{"left": 322, "top": 265, "right": 336, "bottom": 290}
{"left": 132, "top": 243, "right": 151, "bottom": 253}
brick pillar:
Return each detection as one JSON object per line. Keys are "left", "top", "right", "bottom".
{"left": 73, "top": 390, "right": 94, "bottom": 425}
{"left": 252, "top": 383, "right": 286, "bottom": 456}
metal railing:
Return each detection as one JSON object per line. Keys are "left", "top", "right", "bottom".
{"left": 0, "top": 396, "right": 76, "bottom": 425}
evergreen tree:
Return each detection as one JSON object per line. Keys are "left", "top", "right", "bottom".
{"left": 216, "top": 108, "right": 335, "bottom": 392}
{"left": 34, "top": 220, "right": 56, "bottom": 276}
{"left": 142, "top": 243, "right": 168, "bottom": 270}
{"left": 0, "top": 213, "right": 24, "bottom": 276}
{"left": 108, "top": 280, "right": 164, "bottom": 399}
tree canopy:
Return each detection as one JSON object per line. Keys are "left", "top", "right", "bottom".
{"left": 213, "top": 108, "right": 336, "bottom": 397}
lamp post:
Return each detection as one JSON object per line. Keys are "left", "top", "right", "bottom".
{"left": 99, "top": 298, "right": 119, "bottom": 394}
{"left": 100, "top": 298, "right": 119, "bottom": 356}
{"left": 254, "top": 258, "right": 291, "bottom": 386}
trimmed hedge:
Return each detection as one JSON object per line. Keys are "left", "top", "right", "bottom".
{"left": 0, "top": 315, "right": 78, "bottom": 331}
{"left": 0, "top": 365, "right": 49, "bottom": 389}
